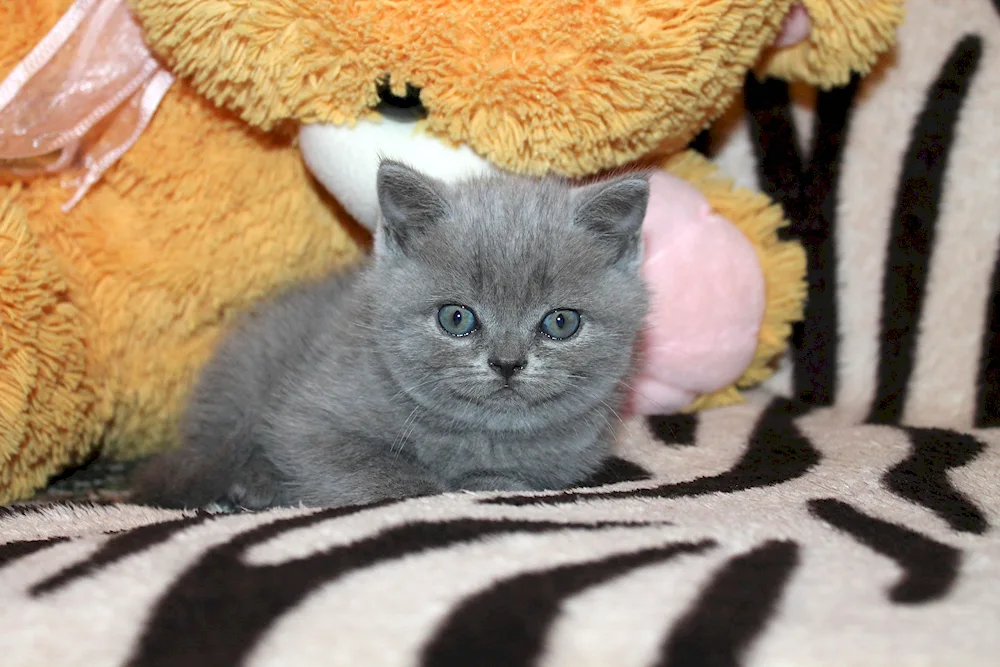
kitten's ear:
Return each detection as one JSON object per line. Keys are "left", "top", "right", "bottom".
{"left": 375, "top": 160, "right": 449, "bottom": 257}
{"left": 571, "top": 173, "right": 650, "bottom": 269}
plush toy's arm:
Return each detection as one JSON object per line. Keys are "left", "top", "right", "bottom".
{"left": 627, "top": 150, "right": 806, "bottom": 416}
{"left": 762, "top": 0, "right": 905, "bottom": 88}
{"left": 0, "top": 185, "right": 104, "bottom": 504}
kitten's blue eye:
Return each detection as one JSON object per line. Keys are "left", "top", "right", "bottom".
{"left": 438, "top": 304, "right": 478, "bottom": 336}
{"left": 539, "top": 309, "right": 581, "bottom": 340}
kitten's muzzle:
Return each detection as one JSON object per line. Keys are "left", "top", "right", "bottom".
{"left": 488, "top": 358, "right": 527, "bottom": 381}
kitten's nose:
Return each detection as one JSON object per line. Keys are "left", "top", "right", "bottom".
{"left": 488, "top": 358, "right": 527, "bottom": 380}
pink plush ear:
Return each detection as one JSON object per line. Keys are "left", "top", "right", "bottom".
{"left": 627, "top": 171, "right": 766, "bottom": 416}
{"left": 774, "top": 3, "right": 812, "bottom": 48}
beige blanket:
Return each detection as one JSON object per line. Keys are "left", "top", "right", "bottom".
{"left": 2, "top": 398, "right": 998, "bottom": 666}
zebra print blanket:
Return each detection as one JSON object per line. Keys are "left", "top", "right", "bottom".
{"left": 1, "top": 398, "right": 998, "bottom": 666}
{"left": 2, "top": 0, "right": 999, "bottom": 665}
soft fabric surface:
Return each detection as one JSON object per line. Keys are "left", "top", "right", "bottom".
{"left": 131, "top": 0, "right": 900, "bottom": 174}
{"left": 713, "top": 0, "right": 1000, "bottom": 429}
{"left": 2, "top": 398, "right": 997, "bottom": 666}
{"left": 0, "top": 0, "right": 365, "bottom": 501}
{"left": 3, "top": 1, "right": 999, "bottom": 664}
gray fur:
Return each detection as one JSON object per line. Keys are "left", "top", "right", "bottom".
{"left": 132, "top": 161, "right": 650, "bottom": 509}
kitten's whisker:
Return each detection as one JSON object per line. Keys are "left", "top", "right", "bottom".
{"left": 455, "top": 391, "right": 480, "bottom": 431}
{"left": 616, "top": 378, "right": 663, "bottom": 413}
{"left": 394, "top": 422, "right": 419, "bottom": 460}
{"left": 600, "top": 401, "right": 629, "bottom": 444}
{"left": 390, "top": 404, "right": 422, "bottom": 458}
{"left": 389, "top": 370, "right": 469, "bottom": 456}
{"left": 601, "top": 398, "right": 627, "bottom": 429}
{"left": 570, "top": 385, "right": 631, "bottom": 444}
{"left": 355, "top": 368, "right": 438, "bottom": 407}
{"left": 347, "top": 322, "right": 382, "bottom": 332}
{"left": 389, "top": 372, "right": 440, "bottom": 401}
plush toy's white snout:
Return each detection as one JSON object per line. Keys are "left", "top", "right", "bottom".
{"left": 299, "top": 117, "right": 499, "bottom": 231}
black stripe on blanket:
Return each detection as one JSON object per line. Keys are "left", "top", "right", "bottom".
{"left": 487, "top": 398, "right": 818, "bottom": 506}
{"left": 32, "top": 513, "right": 211, "bottom": 595}
{"left": 127, "top": 514, "right": 671, "bottom": 667}
{"left": 972, "top": 0, "right": 1000, "bottom": 425}
{"left": 808, "top": 498, "right": 960, "bottom": 603}
{"left": 0, "top": 536, "right": 70, "bottom": 569}
{"left": 885, "top": 429, "right": 988, "bottom": 534}
{"left": 576, "top": 456, "right": 653, "bottom": 487}
{"left": 421, "top": 540, "right": 715, "bottom": 667}
{"left": 647, "top": 414, "right": 699, "bottom": 447}
{"left": 746, "top": 73, "right": 859, "bottom": 405}
{"left": 977, "top": 0, "right": 1000, "bottom": 421}
{"left": 868, "top": 36, "right": 984, "bottom": 424}
{"left": 744, "top": 76, "right": 804, "bottom": 210}
{"left": 658, "top": 541, "right": 800, "bottom": 667}
{"left": 976, "top": 248, "right": 1000, "bottom": 426}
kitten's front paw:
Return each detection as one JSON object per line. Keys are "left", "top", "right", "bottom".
{"left": 451, "top": 472, "right": 535, "bottom": 493}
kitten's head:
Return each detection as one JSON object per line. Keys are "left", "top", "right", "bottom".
{"left": 368, "top": 160, "right": 649, "bottom": 431}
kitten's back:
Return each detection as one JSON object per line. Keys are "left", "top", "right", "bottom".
{"left": 132, "top": 269, "right": 361, "bottom": 507}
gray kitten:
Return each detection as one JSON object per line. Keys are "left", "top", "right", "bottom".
{"left": 132, "top": 160, "right": 650, "bottom": 509}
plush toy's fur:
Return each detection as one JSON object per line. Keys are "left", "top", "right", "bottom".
{"left": 0, "top": 0, "right": 901, "bottom": 502}
{"left": 0, "top": 0, "right": 364, "bottom": 501}
{"left": 132, "top": 0, "right": 902, "bottom": 177}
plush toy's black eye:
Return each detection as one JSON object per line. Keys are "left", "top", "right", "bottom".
{"left": 375, "top": 77, "right": 427, "bottom": 120}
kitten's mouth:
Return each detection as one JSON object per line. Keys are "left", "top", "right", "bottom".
{"left": 492, "top": 386, "right": 521, "bottom": 399}
{"left": 490, "top": 385, "right": 563, "bottom": 406}
{"left": 448, "top": 385, "right": 523, "bottom": 405}
{"left": 459, "top": 384, "right": 528, "bottom": 405}
{"left": 454, "top": 383, "right": 562, "bottom": 407}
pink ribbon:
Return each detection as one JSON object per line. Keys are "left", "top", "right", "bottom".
{"left": 0, "top": 0, "right": 174, "bottom": 212}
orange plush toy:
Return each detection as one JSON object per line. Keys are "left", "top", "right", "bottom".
{"left": 0, "top": 0, "right": 902, "bottom": 502}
